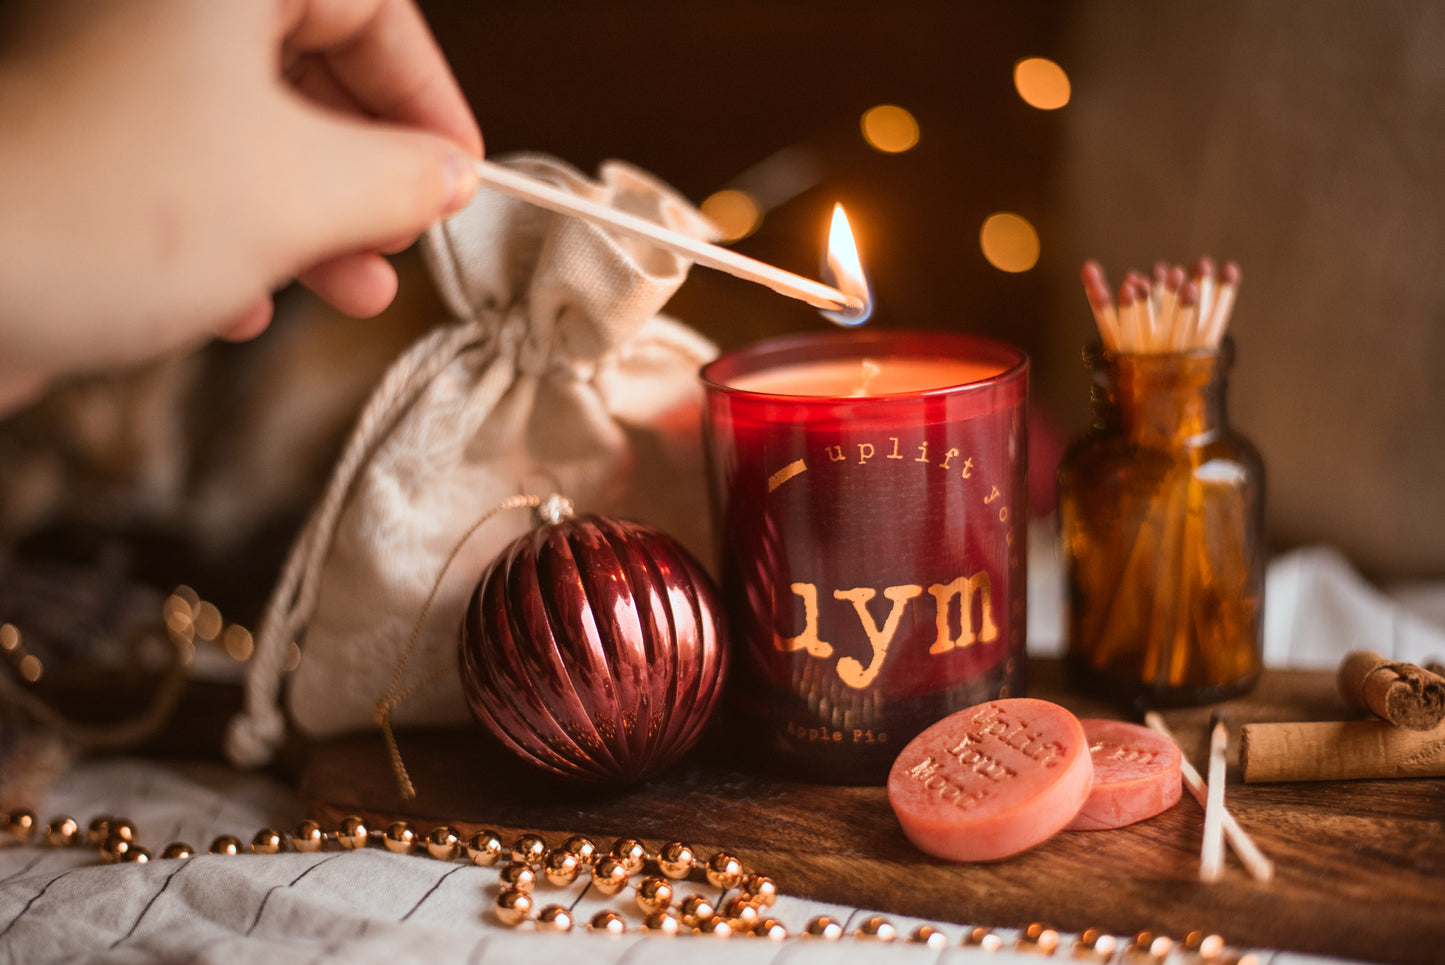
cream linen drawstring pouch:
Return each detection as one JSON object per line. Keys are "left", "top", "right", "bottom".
{"left": 225, "top": 154, "right": 719, "bottom": 767}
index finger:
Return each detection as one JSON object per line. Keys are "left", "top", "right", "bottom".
{"left": 279, "top": 0, "right": 483, "bottom": 156}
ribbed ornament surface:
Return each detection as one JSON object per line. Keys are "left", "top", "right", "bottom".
{"left": 460, "top": 515, "right": 728, "bottom": 784}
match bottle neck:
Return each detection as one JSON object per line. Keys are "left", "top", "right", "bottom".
{"left": 1088, "top": 340, "right": 1232, "bottom": 446}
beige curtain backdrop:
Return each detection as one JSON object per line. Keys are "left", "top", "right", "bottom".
{"left": 1040, "top": 0, "right": 1445, "bottom": 579}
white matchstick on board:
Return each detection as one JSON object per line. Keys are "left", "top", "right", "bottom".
{"left": 1144, "top": 711, "right": 1275, "bottom": 882}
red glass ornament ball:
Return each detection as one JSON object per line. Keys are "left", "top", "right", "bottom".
{"left": 460, "top": 513, "right": 728, "bottom": 784}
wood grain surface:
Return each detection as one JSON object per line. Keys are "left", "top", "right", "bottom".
{"left": 301, "top": 660, "right": 1445, "bottom": 965}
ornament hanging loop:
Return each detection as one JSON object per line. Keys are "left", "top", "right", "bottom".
{"left": 376, "top": 488, "right": 567, "bottom": 800}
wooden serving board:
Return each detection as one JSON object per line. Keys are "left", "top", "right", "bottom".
{"left": 301, "top": 661, "right": 1445, "bottom": 965}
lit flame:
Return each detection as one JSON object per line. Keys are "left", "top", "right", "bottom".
{"left": 821, "top": 203, "right": 872, "bottom": 326}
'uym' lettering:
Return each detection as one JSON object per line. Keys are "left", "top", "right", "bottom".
{"left": 927, "top": 572, "right": 999, "bottom": 654}
{"left": 833, "top": 584, "right": 923, "bottom": 689}
{"left": 773, "top": 583, "right": 834, "bottom": 658}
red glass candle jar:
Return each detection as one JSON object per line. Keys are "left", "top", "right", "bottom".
{"left": 701, "top": 330, "right": 1029, "bottom": 784}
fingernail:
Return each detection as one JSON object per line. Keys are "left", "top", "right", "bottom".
{"left": 443, "top": 151, "right": 480, "bottom": 217}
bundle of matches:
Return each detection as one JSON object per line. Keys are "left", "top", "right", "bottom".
{"left": 1081, "top": 257, "right": 1241, "bottom": 354}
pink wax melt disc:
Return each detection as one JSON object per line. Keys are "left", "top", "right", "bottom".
{"left": 1066, "top": 718, "right": 1183, "bottom": 831}
{"left": 887, "top": 698, "right": 1093, "bottom": 862}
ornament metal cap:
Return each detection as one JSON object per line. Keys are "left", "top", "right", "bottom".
{"left": 536, "top": 493, "right": 575, "bottom": 526}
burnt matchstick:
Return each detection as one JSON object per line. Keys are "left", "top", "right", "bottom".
{"left": 474, "top": 160, "right": 867, "bottom": 319}
{"left": 1080, "top": 257, "right": 1240, "bottom": 353}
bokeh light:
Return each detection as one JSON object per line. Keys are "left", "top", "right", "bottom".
{"left": 860, "top": 104, "right": 920, "bottom": 154}
{"left": 223, "top": 624, "right": 255, "bottom": 662}
{"left": 1013, "top": 57, "right": 1071, "bottom": 110}
{"left": 194, "top": 601, "right": 223, "bottom": 641}
{"left": 980, "top": 213, "right": 1040, "bottom": 273}
{"left": 700, "top": 189, "right": 762, "bottom": 242}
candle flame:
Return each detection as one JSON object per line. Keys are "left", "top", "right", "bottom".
{"left": 820, "top": 203, "right": 872, "bottom": 326}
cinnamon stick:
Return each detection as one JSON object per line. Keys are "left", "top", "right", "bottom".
{"left": 1239, "top": 717, "right": 1445, "bottom": 783}
{"left": 1337, "top": 650, "right": 1445, "bottom": 731}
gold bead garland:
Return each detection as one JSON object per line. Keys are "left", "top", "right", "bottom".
{"left": 588, "top": 855, "right": 630, "bottom": 896}
{"left": 910, "top": 924, "right": 949, "bottom": 949}
{"left": 0, "top": 808, "right": 1257, "bottom": 961}
{"left": 510, "top": 832, "right": 547, "bottom": 868}
{"left": 498, "top": 862, "right": 537, "bottom": 892}
{"left": 426, "top": 826, "right": 462, "bottom": 861}
{"left": 542, "top": 848, "right": 580, "bottom": 886}
{"left": 677, "top": 893, "right": 715, "bottom": 927}
{"left": 384, "top": 821, "right": 417, "bottom": 854}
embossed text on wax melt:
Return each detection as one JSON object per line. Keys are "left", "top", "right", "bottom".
{"left": 1089, "top": 741, "right": 1163, "bottom": 766}
{"left": 904, "top": 702, "right": 1070, "bottom": 809}
{"left": 964, "top": 702, "right": 1067, "bottom": 767}
{"left": 904, "top": 756, "right": 989, "bottom": 811}
{"left": 888, "top": 699, "right": 1093, "bottom": 861}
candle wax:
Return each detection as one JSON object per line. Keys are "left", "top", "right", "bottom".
{"left": 724, "top": 356, "right": 1009, "bottom": 397}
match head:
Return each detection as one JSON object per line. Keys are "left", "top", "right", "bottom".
{"left": 1080, "top": 259, "right": 1110, "bottom": 287}
{"left": 1165, "top": 265, "right": 1186, "bottom": 292}
{"left": 820, "top": 292, "right": 871, "bottom": 327}
{"left": 1191, "top": 256, "right": 1217, "bottom": 281}
{"left": 1083, "top": 277, "right": 1114, "bottom": 309}
{"left": 1220, "top": 261, "right": 1242, "bottom": 286}
{"left": 1121, "top": 274, "right": 1152, "bottom": 308}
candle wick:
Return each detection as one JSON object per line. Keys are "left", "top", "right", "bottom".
{"left": 850, "top": 358, "right": 882, "bottom": 396}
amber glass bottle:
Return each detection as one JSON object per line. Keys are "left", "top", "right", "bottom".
{"left": 1057, "top": 339, "right": 1264, "bottom": 707}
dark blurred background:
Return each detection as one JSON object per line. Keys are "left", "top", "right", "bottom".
{"left": 431, "top": 1, "right": 1064, "bottom": 353}
{"left": 420, "top": 0, "right": 1445, "bottom": 579}
{"left": 2, "top": 0, "right": 1442, "bottom": 629}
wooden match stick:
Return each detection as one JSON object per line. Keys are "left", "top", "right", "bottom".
{"left": 1155, "top": 265, "right": 1184, "bottom": 345}
{"left": 1191, "top": 256, "right": 1217, "bottom": 333}
{"left": 474, "top": 160, "right": 867, "bottom": 319}
{"left": 1144, "top": 712, "right": 1275, "bottom": 882}
{"left": 1080, "top": 261, "right": 1122, "bottom": 351}
{"left": 1198, "top": 262, "right": 1241, "bottom": 348}
{"left": 1200, "top": 713, "right": 1227, "bottom": 882}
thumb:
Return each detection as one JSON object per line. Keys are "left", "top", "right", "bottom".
{"left": 278, "top": 110, "right": 480, "bottom": 264}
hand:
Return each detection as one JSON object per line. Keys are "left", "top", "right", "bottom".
{"left": 0, "top": 0, "right": 483, "bottom": 409}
